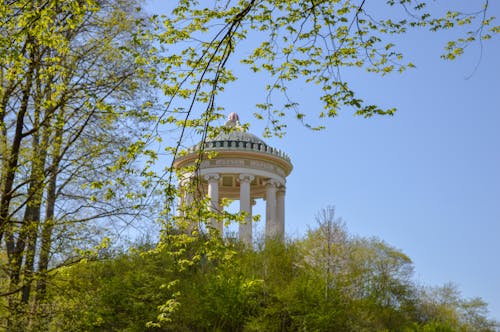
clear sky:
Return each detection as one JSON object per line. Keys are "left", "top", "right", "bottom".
{"left": 147, "top": 0, "right": 500, "bottom": 321}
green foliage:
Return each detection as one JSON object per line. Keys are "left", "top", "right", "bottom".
{"left": 1, "top": 0, "right": 499, "bottom": 329}
{"left": 152, "top": 0, "right": 498, "bottom": 138}
{"left": 42, "top": 216, "right": 498, "bottom": 332}
{"left": 46, "top": 247, "right": 172, "bottom": 331}
{"left": 0, "top": 0, "right": 160, "bottom": 327}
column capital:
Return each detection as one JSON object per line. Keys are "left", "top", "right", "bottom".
{"left": 204, "top": 173, "right": 220, "bottom": 182}
{"left": 264, "top": 179, "right": 280, "bottom": 188}
{"left": 239, "top": 173, "right": 255, "bottom": 182}
{"left": 178, "top": 174, "right": 195, "bottom": 187}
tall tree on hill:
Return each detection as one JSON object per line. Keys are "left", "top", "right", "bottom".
{"left": 0, "top": 0, "right": 158, "bottom": 328}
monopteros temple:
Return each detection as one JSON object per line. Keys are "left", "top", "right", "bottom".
{"left": 173, "top": 113, "right": 293, "bottom": 244}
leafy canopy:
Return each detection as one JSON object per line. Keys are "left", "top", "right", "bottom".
{"left": 151, "top": 0, "right": 498, "bottom": 138}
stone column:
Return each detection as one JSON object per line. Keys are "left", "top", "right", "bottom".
{"left": 276, "top": 186, "right": 285, "bottom": 241}
{"left": 239, "top": 174, "right": 254, "bottom": 246}
{"left": 177, "top": 178, "right": 185, "bottom": 216}
{"left": 177, "top": 179, "right": 192, "bottom": 216}
{"left": 177, "top": 183, "right": 184, "bottom": 217}
{"left": 176, "top": 179, "right": 195, "bottom": 233}
{"left": 265, "top": 180, "right": 278, "bottom": 239}
{"left": 205, "top": 174, "right": 222, "bottom": 234}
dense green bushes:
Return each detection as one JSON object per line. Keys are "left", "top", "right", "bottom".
{"left": 36, "top": 217, "right": 497, "bottom": 332}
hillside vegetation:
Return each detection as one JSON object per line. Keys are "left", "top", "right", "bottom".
{"left": 30, "top": 208, "right": 497, "bottom": 332}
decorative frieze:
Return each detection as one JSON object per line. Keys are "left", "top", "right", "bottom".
{"left": 200, "top": 158, "right": 286, "bottom": 177}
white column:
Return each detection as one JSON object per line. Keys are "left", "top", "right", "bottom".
{"left": 205, "top": 174, "right": 222, "bottom": 234}
{"left": 265, "top": 180, "right": 278, "bottom": 239}
{"left": 176, "top": 179, "right": 191, "bottom": 216}
{"left": 177, "top": 182, "right": 184, "bottom": 217}
{"left": 239, "top": 174, "right": 254, "bottom": 246}
{"left": 276, "top": 186, "right": 285, "bottom": 241}
{"left": 176, "top": 179, "right": 195, "bottom": 233}
{"left": 177, "top": 178, "right": 186, "bottom": 216}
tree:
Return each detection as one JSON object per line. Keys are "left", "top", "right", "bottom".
{"left": 0, "top": 0, "right": 159, "bottom": 328}
{"left": 38, "top": 207, "right": 498, "bottom": 331}
{"left": 1, "top": 0, "right": 499, "bottom": 329}
{"left": 155, "top": 0, "right": 499, "bottom": 238}
{"left": 302, "top": 206, "right": 350, "bottom": 301}
{"left": 414, "top": 283, "right": 498, "bottom": 331}
{"left": 299, "top": 207, "right": 416, "bottom": 330}
{"left": 149, "top": 0, "right": 498, "bottom": 145}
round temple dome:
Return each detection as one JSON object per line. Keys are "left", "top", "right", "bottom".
{"left": 207, "top": 112, "right": 267, "bottom": 146}
{"left": 174, "top": 112, "right": 292, "bottom": 173}
{"left": 209, "top": 130, "right": 266, "bottom": 145}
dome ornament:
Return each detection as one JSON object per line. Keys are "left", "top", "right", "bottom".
{"left": 225, "top": 112, "right": 243, "bottom": 131}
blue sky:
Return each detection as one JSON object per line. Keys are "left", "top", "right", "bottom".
{"left": 147, "top": 0, "right": 500, "bottom": 321}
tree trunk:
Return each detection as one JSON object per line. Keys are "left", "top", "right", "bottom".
{"left": 4, "top": 42, "right": 37, "bottom": 332}
{"left": 36, "top": 107, "right": 64, "bottom": 302}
